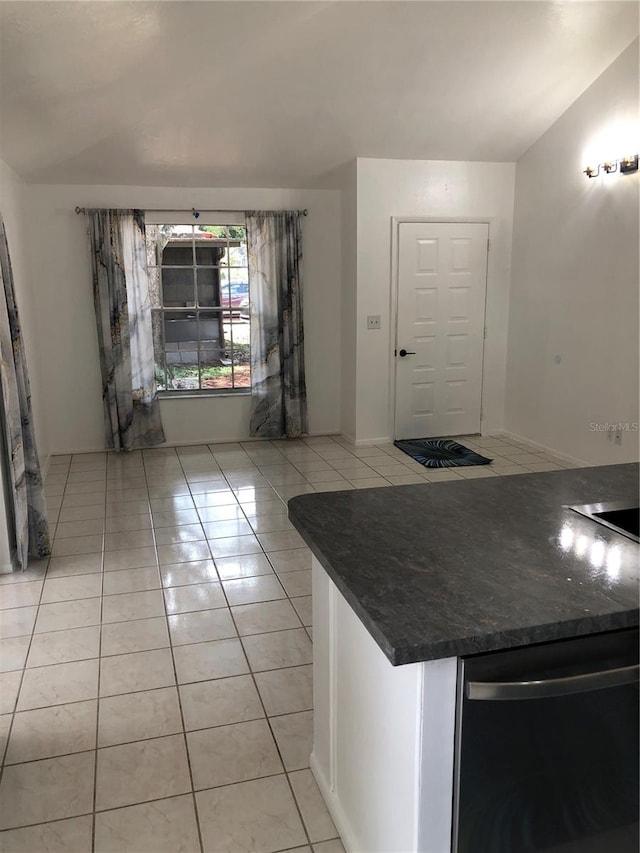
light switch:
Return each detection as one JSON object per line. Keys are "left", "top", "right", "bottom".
{"left": 367, "top": 315, "right": 381, "bottom": 330}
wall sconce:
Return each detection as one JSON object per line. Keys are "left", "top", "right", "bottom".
{"left": 583, "top": 154, "right": 638, "bottom": 178}
{"left": 620, "top": 155, "right": 639, "bottom": 173}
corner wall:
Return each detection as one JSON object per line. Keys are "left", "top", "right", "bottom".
{"left": 339, "top": 161, "right": 357, "bottom": 442}
{"left": 354, "top": 158, "right": 516, "bottom": 443}
{"left": 24, "top": 185, "right": 342, "bottom": 454}
{"left": 505, "top": 40, "right": 639, "bottom": 464}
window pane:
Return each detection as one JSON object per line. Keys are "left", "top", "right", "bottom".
{"left": 218, "top": 269, "right": 231, "bottom": 309}
{"left": 159, "top": 224, "right": 189, "bottom": 238}
{"left": 222, "top": 285, "right": 249, "bottom": 315}
{"left": 229, "top": 268, "right": 249, "bottom": 287}
{"left": 223, "top": 312, "right": 251, "bottom": 390}
{"left": 161, "top": 226, "right": 194, "bottom": 266}
{"left": 161, "top": 268, "right": 195, "bottom": 307}
{"left": 198, "top": 311, "right": 229, "bottom": 390}
{"left": 196, "top": 268, "right": 220, "bottom": 307}
{"left": 163, "top": 311, "right": 199, "bottom": 390}
{"left": 233, "top": 343, "right": 251, "bottom": 388}
{"left": 166, "top": 367, "right": 200, "bottom": 390}
{"left": 198, "top": 225, "right": 228, "bottom": 239}
{"left": 228, "top": 226, "right": 246, "bottom": 240}
{"left": 195, "top": 241, "right": 225, "bottom": 267}
{"left": 227, "top": 244, "right": 247, "bottom": 267}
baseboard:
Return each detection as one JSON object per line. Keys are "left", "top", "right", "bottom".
{"left": 50, "top": 431, "right": 345, "bottom": 457}
{"left": 310, "top": 752, "right": 358, "bottom": 853}
{"left": 330, "top": 431, "right": 393, "bottom": 448}
{"left": 160, "top": 437, "right": 252, "bottom": 448}
{"left": 496, "top": 430, "right": 589, "bottom": 467}
{"left": 0, "top": 549, "right": 19, "bottom": 575}
{"left": 50, "top": 446, "right": 109, "bottom": 457}
{"left": 354, "top": 436, "right": 393, "bottom": 447}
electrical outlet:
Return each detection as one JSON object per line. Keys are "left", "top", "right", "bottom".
{"left": 367, "top": 315, "right": 381, "bottom": 330}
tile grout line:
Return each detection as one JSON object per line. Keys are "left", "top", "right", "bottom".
{"left": 3, "top": 705, "right": 315, "bottom": 768}
{"left": 224, "top": 445, "right": 319, "bottom": 847}
{"left": 89, "top": 454, "right": 107, "bottom": 853}
{"left": 187, "top": 441, "right": 316, "bottom": 850}
{"left": 0, "top": 773, "right": 337, "bottom": 842}
{"left": 1, "top": 459, "right": 72, "bottom": 826}
{"left": 217, "top": 541, "right": 316, "bottom": 852}
{"left": 8, "top": 600, "right": 311, "bottom": 657}
{"left": 2, "top": 458, "right": 74, "bottom": 755}
{"left": 5, "top": 640, "right": 315, "bottom": 714}
{"left": 146, "top": 446, "right": 206, "bottom": 853}
{"left": 0, "top": 514, "right": 60, "bottom": 788}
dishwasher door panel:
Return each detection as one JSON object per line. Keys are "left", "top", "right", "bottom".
{"left": 453, "top": 629, "right": 639, "bottom": 853}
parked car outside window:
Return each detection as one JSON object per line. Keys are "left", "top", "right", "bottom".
{"left": 221, "top": 282, "right": 249, "bottom": 310}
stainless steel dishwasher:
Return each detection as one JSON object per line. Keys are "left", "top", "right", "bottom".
{"left": 452, "top": 628, "right": 639, "bottom": 852}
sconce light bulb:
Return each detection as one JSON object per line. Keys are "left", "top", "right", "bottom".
{"left": 619, "top": 154, "right": 639, "bottom": 174}
{"left": 583, "top": 166, "right": 597, "bottom": 178}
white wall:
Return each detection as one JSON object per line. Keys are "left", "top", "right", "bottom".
{"left": 505, "top": 40, "right": 639, "bottom": 465}
{"left": 25, "top": 185, "right": 342, "bottom": 454}
{"left": 354, "top": 157, "right": 516, "bottom": 443}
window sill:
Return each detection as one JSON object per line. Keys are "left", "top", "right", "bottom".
{"left": 158, "top": 390, "right": 252, "bottom": 400}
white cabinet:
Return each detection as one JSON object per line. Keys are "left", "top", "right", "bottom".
{"left": 311, "top": 557, "right": 458, "bottom": 853}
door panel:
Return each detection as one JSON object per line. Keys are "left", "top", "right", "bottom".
{"left": 395, "top": 222, "right": 488, "bottom": 440}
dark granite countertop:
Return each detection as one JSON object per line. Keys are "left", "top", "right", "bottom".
{"left": 288, "top": 464, "right": 639, "bottom": 665}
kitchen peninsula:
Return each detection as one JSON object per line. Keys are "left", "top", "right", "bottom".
{"left": 288, "top": 464, "right": 639, "bottom": 853}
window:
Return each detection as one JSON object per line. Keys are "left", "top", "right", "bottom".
{"left": 146, "top": 222, "right": 250, "bottom": 392}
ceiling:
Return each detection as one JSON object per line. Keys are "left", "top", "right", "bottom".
{"left": 0, "top": 1, "right": 637, "bottom": 188}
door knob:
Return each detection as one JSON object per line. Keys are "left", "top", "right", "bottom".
{"left": 398, "top": 349, "right": 416, "bottom": 357}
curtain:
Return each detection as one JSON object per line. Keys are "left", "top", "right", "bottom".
{"left": 246, "top": 211, "right": 308, "bottom": 438}
{"left": 89, "top": 209, "right": 165, "bottom": 451}
{"left": 0, "top": 215, "right": 51, "bottom": 569}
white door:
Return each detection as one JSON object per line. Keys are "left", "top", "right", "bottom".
{"left": 394, "top": 222, "right": 488, "bottom": 440}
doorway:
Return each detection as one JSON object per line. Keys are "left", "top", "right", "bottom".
{"left": 394, "top": 221, "right": 488, "bottom": 440}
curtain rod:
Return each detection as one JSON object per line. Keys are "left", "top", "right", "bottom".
{"left": 74, "top": 206, "right": 308, "bottom": 216}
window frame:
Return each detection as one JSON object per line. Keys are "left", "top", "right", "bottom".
{"left": 146, "top": 212, "right": 251, "bottom": 397}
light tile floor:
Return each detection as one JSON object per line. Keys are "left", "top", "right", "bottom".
{"left": 0, "top": 433, "right": 577, "bottom": 852}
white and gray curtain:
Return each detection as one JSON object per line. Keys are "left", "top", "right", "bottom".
{"left": 89, "top": 209, "right": 165, "bottom": 451}
{"left": 246, "top": 211, "right": 308, "bottom": 438}
{"left": 0, "top": 214, "right": 51, "bottom": 569}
